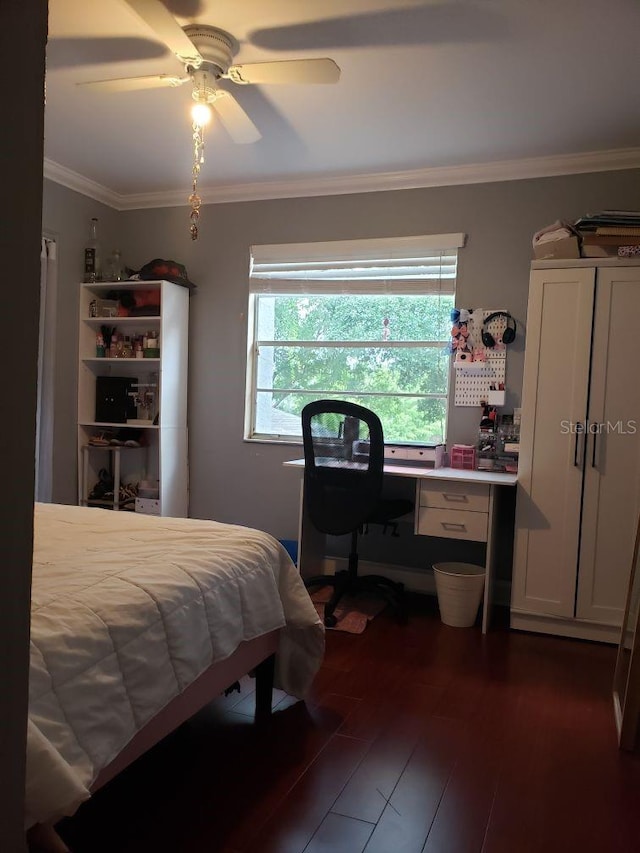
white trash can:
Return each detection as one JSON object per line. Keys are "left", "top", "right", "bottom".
{"left": 433, "top": 562, "right": 485, "bottom": 628}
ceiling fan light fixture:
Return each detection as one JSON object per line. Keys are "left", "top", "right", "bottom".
{"left": 191, "top": 101, "right": 212, "bottom": 127}
{"left": 190, "top": 67, "right": 219, "bottom": 104}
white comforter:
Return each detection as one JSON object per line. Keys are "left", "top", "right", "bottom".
{"left": 27, "top": 503, "right": 324, "bottom": 827}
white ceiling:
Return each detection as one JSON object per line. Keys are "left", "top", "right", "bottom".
{"left": 45, "top": 0, "right": 640, "bottom": 206}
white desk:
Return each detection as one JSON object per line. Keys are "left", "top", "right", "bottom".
{"left": 284, "top": 460, "right": 517, "bottom": 633}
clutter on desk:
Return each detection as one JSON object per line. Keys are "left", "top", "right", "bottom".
{"left": 450, "top": 444, "right": 476, "bottom": 470}
{"left": 383, "top": 443, "right": 445, "bottom": 468}
{"left": 450, "top": 307, "right": 514, "bottom": 407}
{"left": 475, "top": 405, "right": 520, "bottom": 474}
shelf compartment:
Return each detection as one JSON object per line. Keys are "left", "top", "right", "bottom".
{"left": 82, "top": 444, "right": 144, "bottom": 451}
{"left": 83, "top": 316, "right": 161, "bottom": 324}
{"left": 86, "top": 499, "right": 136, "bottom": 511}
{"left": 82, "top": 358, "right": 161, "bottom": 364}
{"left": 82, "top": 281, "right": 165, "bottom": 294}
{"left": 80, "top": 421, "right": 160, "bottom": 429}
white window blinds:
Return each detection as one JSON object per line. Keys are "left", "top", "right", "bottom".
{"left": 249, "top": 233, "right": 465, "bottom": 295}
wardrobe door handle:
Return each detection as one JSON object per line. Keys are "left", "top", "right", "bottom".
{"left": 592, "top": 429, "right": 599, "bottom": 469}
{"left": 573, "top": 424, "right": 581, "bottom": 467}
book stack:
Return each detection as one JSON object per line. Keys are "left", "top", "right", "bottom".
{"left": 574, "top": 211, "right": 640, "bottom": 258}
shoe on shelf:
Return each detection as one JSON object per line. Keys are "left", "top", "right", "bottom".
{"left": 89, "top": 434, "right": 110, "bottom": 447}
{"left": 88, "top": 468, "right": 114, "bottom": 500}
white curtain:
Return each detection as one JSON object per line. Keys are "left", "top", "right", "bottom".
{"left": 35, "top": 237, "right": 57, "bottom": 502}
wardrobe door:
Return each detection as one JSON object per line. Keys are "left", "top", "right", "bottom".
{"left": 577, "top": 268, "right": 640, "bottom": 624}
{"left": 512, "top": 268, "right": 595, "bottom": 617}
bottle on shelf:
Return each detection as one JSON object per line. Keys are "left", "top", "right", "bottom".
{"left": 103, "top": 248, "right": 125, "bottom": 282}
{"left": 83, "top": 217, "right": 102, "bottom": 283}
{"left": 144, "top": 331, "right": 160, "bottom": 357}
{"left": 109, "top": 332, "right": 120, "bottom": 358}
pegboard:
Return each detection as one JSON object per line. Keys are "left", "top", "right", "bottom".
{"left": 464, "top": 308, "right": 508, "bottom": 359}
{"left": 453, "top": 308, "right": 508, "bottom": 407}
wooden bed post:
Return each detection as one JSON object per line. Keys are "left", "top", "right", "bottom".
{"left": 254, "top": 653, "right": 276, "bottom": 722}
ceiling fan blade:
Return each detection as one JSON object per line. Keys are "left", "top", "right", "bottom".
{"left": 77, "top": 74, "right": 188, "bottom": 92}
{"left": 227, "top": 58, "right": 340, "bottom": 86}
{"left": 123, "top": 0, "right": 202, "bottom": 66}
{"left": 212, "top": 92, "right": 261, "bottom": 144}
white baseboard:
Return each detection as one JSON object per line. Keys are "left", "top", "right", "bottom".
{"left": 510, "top": 610, "right": 620, "bottom": 644}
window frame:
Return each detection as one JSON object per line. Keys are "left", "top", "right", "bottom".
{"left": 244, "top": 234, "right": 464, "bottom": 444}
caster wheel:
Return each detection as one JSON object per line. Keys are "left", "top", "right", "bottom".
{"left": 324, "top": 614, "right": 337, "bottom": 628}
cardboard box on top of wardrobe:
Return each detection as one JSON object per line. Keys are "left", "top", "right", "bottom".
{"left": 533, "top": 236, "right": 580, "bottom": 260}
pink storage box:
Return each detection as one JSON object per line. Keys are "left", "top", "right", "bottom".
{"left": 450, "top": 444, "right": 476, "bottom": 470}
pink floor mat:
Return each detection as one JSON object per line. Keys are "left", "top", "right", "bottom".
{"left": 311, "top": 587, "right": 386, "bottom": 633}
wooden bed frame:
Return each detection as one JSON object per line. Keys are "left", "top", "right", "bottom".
{"left": 92, "top": 629, "right": 279, "bottom": 790}
{"left": 28, "top": 630, "right": 280, "bottom": 853}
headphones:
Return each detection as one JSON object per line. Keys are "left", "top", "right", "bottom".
{"left": 481, "top": 311, "right": 516, "bottom": 348}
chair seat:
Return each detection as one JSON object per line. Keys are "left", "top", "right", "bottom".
{"left": 366, "top": 498, "right": 414, "bottom": 525}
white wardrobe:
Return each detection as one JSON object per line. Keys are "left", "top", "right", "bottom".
{"left": 512, "top": 260, "right": 640, "bottom": 642}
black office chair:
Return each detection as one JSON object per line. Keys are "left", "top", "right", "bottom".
{"left": 301, "top": 400, "right": 413, "bottom": 628}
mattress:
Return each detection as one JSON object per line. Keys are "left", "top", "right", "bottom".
{"left": 26, "top": 503, "right": 324, "bottom": 827}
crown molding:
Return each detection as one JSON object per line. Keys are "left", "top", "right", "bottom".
{"left": 43, "top": 159, "right": 125, "bottom": 209}
{"left": 44, "top": 146, "right": 640, "bottom": 211}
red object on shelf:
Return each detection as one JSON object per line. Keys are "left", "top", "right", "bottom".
{"left": 450, "top": 444, "right": 476, "bottom": 470}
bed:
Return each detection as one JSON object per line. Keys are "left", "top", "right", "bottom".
{"left": 26, "top": 503, "right": 324, "bottom": 833}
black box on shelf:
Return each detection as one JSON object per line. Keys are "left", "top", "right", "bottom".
{"left": 95, "top": 376, "right": 137, "bottom": 423}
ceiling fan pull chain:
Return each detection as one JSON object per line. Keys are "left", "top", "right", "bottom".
{"left": 189, "top": 121, "right": 205, "bottom": 240}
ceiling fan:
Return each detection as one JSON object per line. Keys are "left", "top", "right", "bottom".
{"left": 77, "top": 0, "right": 341, "bottom": 145}
{"left": 77, "top": 0, "right": 340, "bottom": 239}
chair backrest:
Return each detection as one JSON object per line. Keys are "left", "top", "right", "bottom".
{"left": 301, "top": 400, "right": 384, "bottom": 536}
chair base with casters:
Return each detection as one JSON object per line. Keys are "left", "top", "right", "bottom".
{"left": 305, "top": 528, "right": 407, "bottom": 628}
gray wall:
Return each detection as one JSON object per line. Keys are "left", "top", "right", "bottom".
{"left": 42, "top": 180, "right": 121, "bottom": 504}
{"left": 1, "top": 1, "right": 47, "bottom": 849}
{"left": 44, "top": 168, "right": 640, "bottom": 544}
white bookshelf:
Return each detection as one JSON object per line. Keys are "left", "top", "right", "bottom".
{"left": 77, "top": 280, "right": 189, "bottom": 516}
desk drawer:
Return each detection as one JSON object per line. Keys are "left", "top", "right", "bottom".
{"left": 419, "top": 480, "right": 489, "bottom": 513}
{"left": 417, "top": 507, "right": 488, "bottom": 541}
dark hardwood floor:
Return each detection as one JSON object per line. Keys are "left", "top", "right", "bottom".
{"left": 58, "top": 596, "right": 640, "bottom": 853}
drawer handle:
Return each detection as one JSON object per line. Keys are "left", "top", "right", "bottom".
{"left": 442, "top": 493, "right": 468, "bottom": 503}
{"left": 441, "top": 522, "right": 467, "bottom": 531}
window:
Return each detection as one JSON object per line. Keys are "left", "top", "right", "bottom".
{"left": 245, "top": 234, "right": 464, "bottom": 444}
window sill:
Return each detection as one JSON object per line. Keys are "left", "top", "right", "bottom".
{"left": 243, "top": 435, "right": 303, "bottom": 447}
